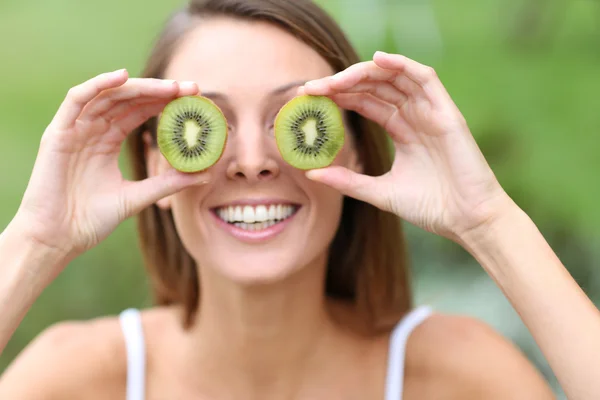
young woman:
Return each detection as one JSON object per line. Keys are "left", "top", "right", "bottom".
{"left": 0, "top": 1, "right": 598, "bottom": 399}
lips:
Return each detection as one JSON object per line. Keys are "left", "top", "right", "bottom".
{"left": 209, "top": 202, "right": 301, "bottom": 242}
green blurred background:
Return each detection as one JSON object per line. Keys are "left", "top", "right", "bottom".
{"left": 1, "top": 0, "right": 599, "bottom": 397}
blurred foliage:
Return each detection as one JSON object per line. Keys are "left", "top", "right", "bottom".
{"left": 1, "top": 0, "right": 600, "bottom": 397}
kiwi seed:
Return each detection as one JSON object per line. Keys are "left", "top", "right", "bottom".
{"left": 157, "top": 96, "right": 228, "bottom": 173}
{"left": 274, "top": 95, "right": 345, "bottom": 170}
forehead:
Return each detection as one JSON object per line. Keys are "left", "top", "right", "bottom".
{"left": 164, "top": 17, "right": 335, "bottom": 93}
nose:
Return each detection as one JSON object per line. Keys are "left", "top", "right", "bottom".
{"left": 226, "top": 122, "right": 280, "bottom": 184}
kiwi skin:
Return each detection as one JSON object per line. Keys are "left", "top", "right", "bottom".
{"left": 274, "top": 95, "right": 345, "bottom": 170}
{"left": 157, "top": 95, "right": 228, "bottom": 173}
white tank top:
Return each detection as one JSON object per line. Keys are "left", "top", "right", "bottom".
{"left": 119, "top": 305, "right": 433, "bottom": 400}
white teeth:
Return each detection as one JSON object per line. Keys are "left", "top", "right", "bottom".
{"left": 234, "top": 206, "right": 243, "bottom": 222}
{"left": 255, "top": 205, "right": 268, "bottom": 222}
{"left": 216, "top": 203, "right": 298, "bottom": 228}
{"left": 243, "top": 206, "right": 255, "bottom": 223}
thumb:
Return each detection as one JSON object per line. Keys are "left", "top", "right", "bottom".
{"left": 306, "top": 166, "right": 386, "bottom": 209}
{"left": 121, "top": 168, "right": 211, "bottom": 217}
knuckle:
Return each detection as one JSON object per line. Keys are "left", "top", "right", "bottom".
{"left": 66, "top": 85, "right": 84, "bottom": 102}
{"left": 39, "top": 134, "right": 52, "bottom": 150}
{"left": 425, "top": 66, "right": 437, "bottom": 79}
{"left": 359, "top": 68, "right": 369, "bottom": 82}
{"left": 39, "top": 123, "right": 61, "bottom": 147}
{"left": 39, "top": 129, "right": 53, "bottom": 147}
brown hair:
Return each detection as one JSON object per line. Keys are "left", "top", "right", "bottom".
{"left": 127, "top": 0, "right": 412, "bottom": 333}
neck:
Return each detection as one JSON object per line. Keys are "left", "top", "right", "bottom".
{"left": 187, "top": 253, "right": 340, "bottom": 398}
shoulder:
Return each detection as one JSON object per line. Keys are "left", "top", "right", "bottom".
{"left": 403, "top": 312, "right": 556, "bottom": 399}
{"left": 0, "top": 312, "right": 129, "bottom": 399}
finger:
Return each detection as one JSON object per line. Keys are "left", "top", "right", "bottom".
{"left": 303, "top": 61, "right": 421, "bottom": 99}
{"left": 82, "top": 78, "right": 188, "bottom": 119}
{"left": 53, "top": 69, "right": 129, "bottom": 130}
{"left": 330, "top": 93, "right": 413, "bottom": 144}
{"left": 373, "top": 51, "right": 450, "bottom": 101}
{"left": 330, "top": 93, "right": 394, "bottom": 128}
{"left": 330, "top": 81, "right": 408, "bottom": 109}
{"left": 113, "top": 101, "right": 170, "bottom": 137}
{"left": 297, "top": 85, "right": 307, "bottom": 96}
{"left": 101, "top": 96, "right": 168, "bottom": 122}
{"left": 305, "top": 166, "right": 388, "bottom": 211}
{"left": 102, "top": 81, "right": 199, "bottom": 121}
{"left": 120, "top": 168, "right": 212, "bottom": 218}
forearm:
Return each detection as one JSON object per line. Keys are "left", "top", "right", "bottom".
{"left": 0, "top": 218, "right": 67, "bottom": 354}
{"left": 461, "top": 203, "right": 600, "bottom": 400}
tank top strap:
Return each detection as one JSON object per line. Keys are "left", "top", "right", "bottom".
{"left": 119, "top": 308, "right": 146, "bottom": 400}
{"left": 384, "top": 305, "right": 434, "bottom": 400}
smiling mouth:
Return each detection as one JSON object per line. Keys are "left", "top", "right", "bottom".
{"left": 213, "top": 204, "right": 300, "bottom": 231}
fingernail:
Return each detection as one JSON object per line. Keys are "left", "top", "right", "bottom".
{"left": 374, "top": 51, "right": 388, "bottom": 57}
{"left": 180, "top": 81, "right": 197, "bottom": 90}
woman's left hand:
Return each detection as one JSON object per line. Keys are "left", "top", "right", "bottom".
{"left": 300, "top": 51, "right": 513, "bottom": 241}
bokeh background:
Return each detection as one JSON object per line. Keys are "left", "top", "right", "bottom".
{"left": 1, "top": 0, "right": 599, "bottom": 397}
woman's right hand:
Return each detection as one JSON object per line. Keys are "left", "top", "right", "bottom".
{"left": 12, "top": 69, "right": 210, "bottom": 264}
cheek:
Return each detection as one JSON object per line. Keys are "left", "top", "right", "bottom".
{"left": 308, "top": 179, "right": 345, "bottom": 247}
{"left": 168, "top": 188, "right": 208, "bottom": 250}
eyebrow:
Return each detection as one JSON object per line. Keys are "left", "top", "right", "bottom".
{"left": 201, "top": 79, "right": 308, "bottom": 101}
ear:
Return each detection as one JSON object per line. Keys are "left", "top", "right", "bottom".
{"left": 144, "top": 131, "right": 172, "bottom": 210}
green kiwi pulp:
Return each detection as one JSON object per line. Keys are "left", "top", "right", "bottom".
{"left": 275, "top": 95, "right": 345, "bottom": 170}
{"left": 157, "top": 96, "right": 228, "bottom": 173}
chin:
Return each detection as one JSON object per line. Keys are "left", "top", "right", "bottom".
{"left": 206, "top": 248, "right": 313, "bottom": 286}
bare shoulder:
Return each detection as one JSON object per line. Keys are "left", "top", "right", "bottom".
{"left": 0, "top": 313, "right": 128, "bottom": 400}
{"left": 403, "top": 312, "right": 557, "bottom": 400}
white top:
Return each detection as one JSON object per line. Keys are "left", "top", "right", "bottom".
{"left": 119, "top": 305, "right": 433, "bottom": 400}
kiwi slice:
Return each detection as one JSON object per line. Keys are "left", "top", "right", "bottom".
{"left": 274, "top": 95, "right": 345, "bottom": 170}
{"left": 157, "top": 96, "right": 228, "bottom": 173}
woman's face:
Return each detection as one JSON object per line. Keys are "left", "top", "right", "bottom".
{"left": 150, "top": 17, "right": 360, "bottom": 284}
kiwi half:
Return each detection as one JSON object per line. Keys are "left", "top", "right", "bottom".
{"left": 274, "top": 95, "right": 345, "bottom": 170}
{"left": 157, "top": 96, "right": 228, "bottom": 173}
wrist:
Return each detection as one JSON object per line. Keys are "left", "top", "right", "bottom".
{"left": 456, "top": 195, "right": 524, "bottom": 249}
{"left": 456, "top": 199, "right": 534, "bottom": 277}
{"left": 2, "top": 215, "right": 71, "bottom": 284}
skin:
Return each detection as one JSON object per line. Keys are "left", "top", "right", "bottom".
{"left": 0, "top": 15, "right": 597, "bottom": 400}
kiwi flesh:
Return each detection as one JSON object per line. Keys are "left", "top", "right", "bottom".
{"left": 157, "top": 96, "right": 228, "bottom": 173}
{"left": 274, "top": 95, "right": 345, "bottom": 170}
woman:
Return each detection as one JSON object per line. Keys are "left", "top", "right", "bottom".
{"left": 0, "top": 0, "right": 597, "bottom": 399}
